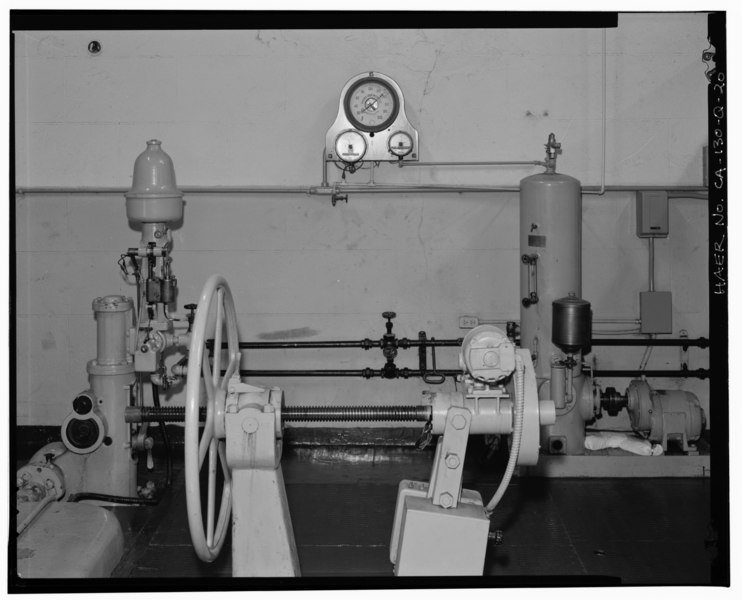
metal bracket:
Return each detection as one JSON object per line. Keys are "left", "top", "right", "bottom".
{"left": 427, "top": 407, "right": 471, "bottom": 509}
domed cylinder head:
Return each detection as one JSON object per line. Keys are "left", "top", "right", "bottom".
{"left": 125, "top": 139, "right": 183, "bottom": 224}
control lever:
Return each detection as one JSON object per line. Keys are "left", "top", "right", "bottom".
{"left": 184, "top": 303, "right": 198, "bottom": 333}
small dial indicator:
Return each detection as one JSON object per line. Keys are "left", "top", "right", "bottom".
{"left": 335, "top": 130, "right": 367, "bottom": 163}
{"left": 344, "top": 77, "right": 400, "bottom": 133}
{"left": 388, "top": 131, "right": 414, "bottom": 157}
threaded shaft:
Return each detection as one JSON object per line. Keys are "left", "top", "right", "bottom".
{"left": 126, "top": 404, "right": 431, "bottom": 424}
{"left": 125, "top": 406, "right": 196, "bottom": 423}
{"left": 282, "top": 405, "right": 431, "bottom": 422}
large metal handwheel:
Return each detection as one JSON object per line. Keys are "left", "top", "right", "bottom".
{"left": 185, "top": 275, "right": 241, "bottom": 562}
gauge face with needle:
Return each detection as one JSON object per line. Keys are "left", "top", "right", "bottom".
{"left": 343, "top": 76, "right": 400, "bottom": 133}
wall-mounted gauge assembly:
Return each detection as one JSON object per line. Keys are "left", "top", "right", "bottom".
{"left": 325, "top": 71, "right": 419, "bottom": 164}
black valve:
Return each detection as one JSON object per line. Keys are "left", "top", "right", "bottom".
{"left": 381, "top": 362, "right": 398, "bottom": 379}
{"left": 521, "top": 292, "right": 539, "bottom": 308}
{"left": 331, "top": 193, "right": 348, "bottom": 207}
{"left": 382, "top": 311, "right": 396, "bottom": 335}
{"left": 184, "top": 303, "right": 198, "bottom": 333}
{"left": 381, "top": 311, "right": 398, "bottom": 361}
{"left": 381, "top": 311, "right": 399, "bottom": 372}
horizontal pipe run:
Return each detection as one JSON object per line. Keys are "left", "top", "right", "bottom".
{"left": 591, "top": 337, "right": 709, "bottom": 348}
{"left": 593, "top": 319, "right": 641, "bottom": 324}
{"left": 208, "top": 338, "right": 463, "bottom": 350}
{"left": 239, "top": 369, "right": 461, "bottom": 378}
{"left": 396, "top": 160, "right": 546, "bottom": 168}
{"left": 592, "top": 369, "right": 710, "bottom": 379}
{"left": 16, "top": 185, "right": 708, "bottom": 196}
{"left": 211, "top": 336, "right": 707, "bottom": 352}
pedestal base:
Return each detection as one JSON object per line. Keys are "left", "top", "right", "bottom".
{"left": 17, "top": 502, "right": 124, "bottom": 578}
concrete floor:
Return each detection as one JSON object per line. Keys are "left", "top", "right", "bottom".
{"left": 102, "top": 447, "right": 715, "bottom": 586}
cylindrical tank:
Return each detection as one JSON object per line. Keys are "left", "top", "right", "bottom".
{"left": 125, "top": 139, "right": 183, "bottom": 224}
{"left": 552, "top": 295, "right": 591, "bottom": 354}
{"left": 519, "top": 171, "right": 582, "bottom": 378}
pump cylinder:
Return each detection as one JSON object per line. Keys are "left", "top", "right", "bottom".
{"left": 88, "top": 295, "right": 136, "bottom": 496}
{"left": 92, "top": 295, "right": 133, "bottom": 366}
{"left": 519, "top": 171, "right": 582, "bottom": 378}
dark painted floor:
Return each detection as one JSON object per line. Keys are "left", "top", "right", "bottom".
{"left": 107, "top": 448, "right": 714, "bottom": 585}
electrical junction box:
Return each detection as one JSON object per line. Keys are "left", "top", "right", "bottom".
{"left": 390, "top": 480, "right": 490, "bottom": 576}
{"left": 640, "top": 291, "right": 672, "bottom": 334}
{"left": 636, "top": 191, "right": 669, "bottom": 238}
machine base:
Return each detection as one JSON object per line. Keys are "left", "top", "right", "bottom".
{"left": 231, "top": 467, "right": 300, "bottom": 577}
{"left": 522, "top": 452, "right": 710, "bottom": 477}
{"left": 16, "top": 502, "right": 124, "bottom": 578}
{"left": 390, "top": 480, "right": 490, "bottom": 576}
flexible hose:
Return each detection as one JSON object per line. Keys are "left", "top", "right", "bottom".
{"left": 67, "top": 492, "right": 158, "bottom": 506}
{"left": 485, "top": 353, "right": 525, "bottom": 516}
{"left": 151, "top": 383, "right": 173, "bottom": 488}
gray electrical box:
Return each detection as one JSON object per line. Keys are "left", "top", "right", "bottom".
{"left": 636, "top": 191, "right": 669, "bottom": 237}
{"left": 640, "top": 291, "right": 672, "bottom": 334}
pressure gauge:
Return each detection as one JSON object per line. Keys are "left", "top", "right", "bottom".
{"left": 335, "top": 130, "right": 367, "bottom": 163}
{"left": 325, "top": 72, "right": 419, "bottom": 164}
{"left": 344, "top": 77, "right": 400, "bottom": 133}
{"left": 388, "top": 131, "right": 413, "bottom": 157}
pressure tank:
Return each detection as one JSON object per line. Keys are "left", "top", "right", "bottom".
{"left": 519, "top": 171, "right": 582, "bottom": 379}
{"left": 552, "top": 294, "right": 591, "bottom": 354}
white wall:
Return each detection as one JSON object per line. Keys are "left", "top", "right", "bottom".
{"left": 14, "top": 16, "right": 711, "bottom": 427}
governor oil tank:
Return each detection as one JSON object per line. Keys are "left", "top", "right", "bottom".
{"left": 552, "top": 294, "right": 591, "bottom": 354}
{"left": 519, "top": 171, "right": 582, "bottom": 379}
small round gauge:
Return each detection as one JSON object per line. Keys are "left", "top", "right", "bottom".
{"left": 388, "top": 131, "right": 413, "bottom": 157}
{"left": 335, "top": 130, "right": 367, "bottom": 163}
{"left": 343, "top": 76, "right": 400, "bottom": 133}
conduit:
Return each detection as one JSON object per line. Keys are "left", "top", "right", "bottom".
{"left": 485, "top": 352, "right": 525, "bottom": 516}
{"left": 584, "top": 27, "right": 608, "bottom": 196}
{"left": 15, "top": 184, "right": 708, "bottom": 196}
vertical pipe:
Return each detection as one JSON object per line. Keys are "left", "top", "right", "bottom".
{"left": 648, "top": 237, "right": 656, "bottom": 292}
{"left": 550, "top": 364, "right": 566, "bottom": 409}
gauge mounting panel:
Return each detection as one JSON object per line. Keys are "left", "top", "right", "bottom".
{"left": 325, "top": 71, "right": 419, "bottom": 164}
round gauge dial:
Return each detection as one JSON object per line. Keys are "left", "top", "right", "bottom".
{"left": 388, "top": 131, "right": 413, "bottom": 157}
{"left": 343, "top": 77, "right": 400, "bottom": 133}
{"left": 335, "top": 130, "right": 367, "bottom": 163}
